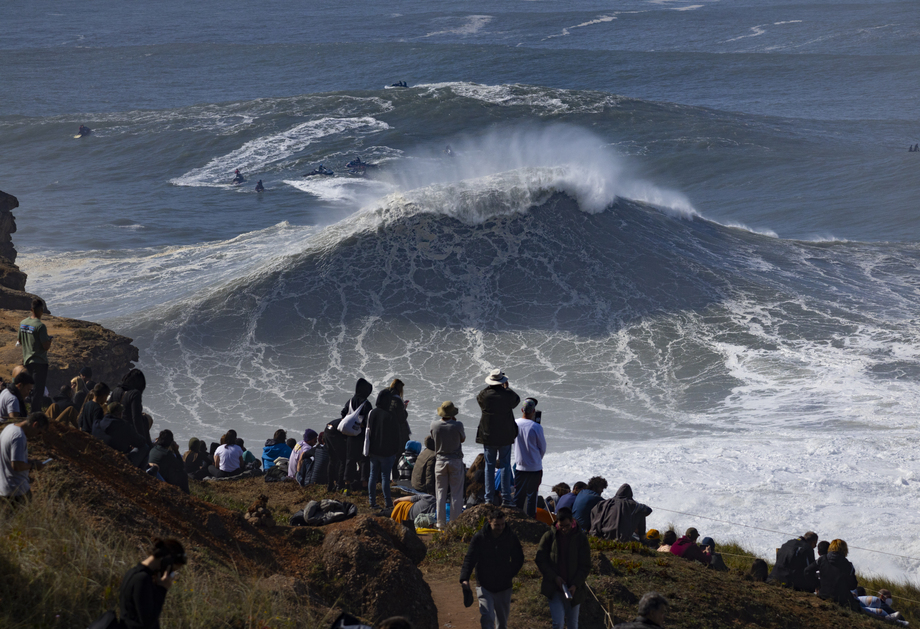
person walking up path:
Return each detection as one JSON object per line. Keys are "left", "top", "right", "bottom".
{"left": 459, "top": 509, "right": 524, "bottom": 629}
{"left": 476, "top": 369, "right": 519, "bottom": 507}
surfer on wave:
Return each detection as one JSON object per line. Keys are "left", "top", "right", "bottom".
{"left": 232, "top": 169, "right": 245, "bottom": 185}
{"left": 77, "top": 125, "right": 92, "bottom": 137}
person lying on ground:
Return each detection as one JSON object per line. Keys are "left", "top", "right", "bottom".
{"left": 804, "top": 538, "right": 860, "bottom": 610}
{"left": 391, "top": 493, "right": 436, "bottom": 523}
{"left": 670, "top": 528, "right": 710, "bottom": 566}
{"left": 412, "top": 435, "right": 437, "bottom": 496}
{"left": 78, "top": 382, "right": 109, "bottom": 433}
{"left": 183, "top": 438, "right": 210, "bottom": 480}
{"left": 535, "top": 506, "right": 592, "bottom": 629}
{"left": 0, "top": 412, "right": 48, "bottom": 502}
{"left": 614, "top": 591, "right": 669, "bottom": 628}
{"left": 289, "top": 429, "right": 318, "bottom": 478}
{"left": 119, "top": 537, "right": 187, "bottom": 629}
{"left": 262, "top": 428, "right": 292, "bottom": 469}
{"left": 556, "top": 481, "right": 584, "bottom": 513}
{"left": 572, "top": 476, "right": 607, "bottom": 531}
{"left": 858, "top": 589, "right": 906, "bottom": 622}
{"left": 658, "top": 530, "right": 677, "bottom": 553}
{"left": 460, "top": 509, "right": 524, "bottom": 629}
{"left": 0, "top": 372, "right": 33, "bottom": 420}
{"left": 92, "top": 402, "right": 150, "bottom": 468}
{"left": 209, "top": 429, "right": 244, "bottom": 478}
{"left": 590, "top": 482, "right": 652, "bottom": 541}
{"left": 147, "top": 429, "right": 189, "bottom": 493}
{"left": 767, "top": 531, "right": 819, "bottom": 591}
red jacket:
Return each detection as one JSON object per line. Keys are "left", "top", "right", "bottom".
{"left": 670, "top": 536, "right": 710, "bottom": 566}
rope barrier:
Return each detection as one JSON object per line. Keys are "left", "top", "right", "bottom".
{"left": 587, "top": 583, "right": 615, "bottom": 629}
{"left": 649, "top": 505, "right": 920, "bottom": 563}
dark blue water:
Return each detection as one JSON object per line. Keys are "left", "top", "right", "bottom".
{"left": 5, "top": 0, "right": 920, "bottom": 579}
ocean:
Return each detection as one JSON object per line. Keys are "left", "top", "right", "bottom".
{"left": 4, "top": 0, "right": 920, "bottom": 581}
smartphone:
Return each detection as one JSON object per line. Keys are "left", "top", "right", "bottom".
{"left": 562, "top": 584, "right": 573, "bottom": 600}
{"left": 42, "top": 458, "right": 53, "bottom": 465}
{"left": 534, "top": 410, "right": 542, "bottom": 424}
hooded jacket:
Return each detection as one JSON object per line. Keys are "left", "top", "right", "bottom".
{"left": 411, "top": 436, "right": 437, "bottom": 494}
{"left": 341, "top": 378, "right": 374, "bottom": 426}
{"left": 535, "top": 520, "right": 591, "bottom": 606}
{"left": 459, "top": 520, "right": 525, "bottom": 593}
{"left": 148, "top": 443, "right": 190, "bottom": 494}
{"left": 805, "top": 552, "right": 859, "bottom": 610}
{"left": 589, "top": 483, "right": 653, "bottom": 541}
{"left": 768, "top": 537, "right": 818, "bottom": 591}
{"left": 110, "top": 369, "right": 149, "bottom": 444}
{"left": 262, "top": 438, "right": 293, "bottom": 469}
{"left": 475, "top": 385, "right": 520, "bottom": 446}
{"left": 93, "top": 413, "right": 146, "bottom": 454}
{"left": 365, "top": 389, "right": 403, "bottom": 458}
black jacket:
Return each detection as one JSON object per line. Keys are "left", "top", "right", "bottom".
{"left": 768, "top": 537, "right": 818, "bottom": 591}
{"left": 93, "top": 414, "right": 146, "bottom": 454}
{"left": 459, "top": 521, "right": 524, "bottom": 593}
{"left": 366, "top": 389, "right": 404, "bottom": 458}
{"left": 299, "top": 443, "right": 330, "bottom": 486}
{"left": 148, "top": 444, "right": 190, "bottom": 494}
{"left": 78, "top": 400, "right": 105, "bottom": 433}
{"left": 119, "top": 563, "right": 167, "bottom": 629}
{"left": 805, "top": 552, "right": 859, "bottom": 610}
{"left": 475, "top": 385, "right": 520, "bottom": 446}
{"left": 590, "top": 483, "right": 652, "bottom": 541}
{"left": 536, "top": 521, "right": 592, "bottom": 606}
{"left": 111, "top": 369, "right": 148, "bottom": 444}
{"left": 389, "top": 393, "right": 411, "bottom": 446}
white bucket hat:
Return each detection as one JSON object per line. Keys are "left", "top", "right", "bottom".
{"left": 485, "top": 368, "right": 508, "bottom": 385}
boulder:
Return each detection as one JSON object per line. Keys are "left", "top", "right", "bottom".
{"left": 321, "top": 516, "right": 437, "bottom": 629}
{"left": 454, "top": 503, "right": 551, "bottom": 543}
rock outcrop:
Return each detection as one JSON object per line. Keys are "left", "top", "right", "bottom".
{"left": 0, "top": 190, "right": 138, "bottom": 388}
{"left": 321, "top": 516, "right": 437, "bottom": 629}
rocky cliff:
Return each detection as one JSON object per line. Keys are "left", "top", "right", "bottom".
{"left": 0, "top": 190, "right": 138, "bottom": 390}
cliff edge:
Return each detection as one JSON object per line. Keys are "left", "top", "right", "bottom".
{"left": 0, "top": 190, "right": 137, "bottom": 388}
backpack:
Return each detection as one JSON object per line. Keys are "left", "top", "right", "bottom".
{"left": 396, "top": 451, "right": 417, "bottom": 480}
{"left": 338, "top": 400, "right": 365, "bottom": 437}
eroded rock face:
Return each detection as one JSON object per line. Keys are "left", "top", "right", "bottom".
{"left": 0, "top": 190, "right": 20, "bottom": 264}
{"left": 321, "top": 516, "right": 437, "bottom": 629}
{"left": 455, "top": 503, "right": 551, "bottom": 543}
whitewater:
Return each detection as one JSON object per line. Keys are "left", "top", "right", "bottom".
{"left": 5, "top": 0, "right": 920, "bottom": 583}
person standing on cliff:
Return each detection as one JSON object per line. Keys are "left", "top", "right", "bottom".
{"left": 512, "top": 398, "right": 546, "bottom": 518}
{"left": 18, "top": 298, "right": 52, "bottom": 414}
{"left": 460, "top": 509, "right": 524, "bottom": 629}
{"left": 430, "top": 401, "right": 465, "bottom": 529}
{"left": 476, "top": 369, "right": 520, "bottom": 507}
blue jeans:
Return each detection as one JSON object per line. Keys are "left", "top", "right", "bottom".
{"left": 483, "top": 445, "right": 513, "bottom": 505}
{"left": 548, "top": 592, "right": 580, "bottom": 629}
{"left": 368, "top": 454, "right": 397, "bottom": 508}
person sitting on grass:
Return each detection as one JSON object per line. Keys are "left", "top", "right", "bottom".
{"left": 546, "top": 482, "right": 571, "bottom": 514}
{"left": 209, "top": 429, "right": 244, "bottom": 478}
{"left": 119, "top": 538, "right": 187, "bottom": 629}
{"left": 288, "top": 429, "right": 318, "bottom": 478}
{"left": 183, "top": 438, "right": 210, "bottom": 480}
{"left": 767, "top": 531, "right": 819, "bottom": 591}
{"left": 0, "top": 372, "right": 33, "bottom": 420}
{"left": 92, "top": 402, "right": 150, "bottom": 468}
{"left": 658, "top": 530, "right": 677, "bottom": 553}
{"left": 147, "top": 429, "right": 189, "bottom": 494}
{"left": 644, "top": 529, "right": 661, "bottom": 549}
{"left": 262, "top": 428, "right": 292, "bottom": 469}
{"left": 805, "top": 538, "right": 860, "bottom": 610}
{"left": 699, "top": 537, "right": 728, "bottom": 571}
{"left": 535, "top": 506, "right": 591, "bottom": 629}
{"left": 556, "top": 481, "right": 584, "bottom": 513}
{"left": 78, "top": 382, "right": 109, "bottom": 433}
{"left": 0, "top": 412, "right": 48, "bottom": 503}
{"left": 236, "top": 438, "right": 261, "bottom": 469}
{"left": 46, "top": 383, "right": 76, "bottom": 427}
{"left": 411, "top": 436, "right": 437, "bottom": 495}
{"left": 571, "top": 476, "right": 607, "bottom": 531}
{"left": 613, "top": 592, "right": 669, "bottom": 628}
{"left": 670, "top": 527, "right": 710, "bottom": 566}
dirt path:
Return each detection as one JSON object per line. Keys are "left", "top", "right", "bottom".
{"left": 422, "top": 569, "right": 482, "bottom": 629}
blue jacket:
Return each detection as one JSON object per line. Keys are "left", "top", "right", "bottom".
{"left": 262, "top": 439, "right": 293, "bottom": 469}
{"left": 571, "top": 489, "right": 603, "bottom": 531}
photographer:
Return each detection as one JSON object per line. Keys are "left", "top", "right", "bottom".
{"left": 119, "top": 538, "right": 187, "bottom": 629}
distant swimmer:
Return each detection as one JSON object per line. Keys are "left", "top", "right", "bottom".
{"left": 232, "top": 169, "right": 246, "bottom": 184}
{"left": 255, "top": 180, "right": 264, "bottom": 192}
{"left": 75, "top": 124, "right": 92, "bottom": 138}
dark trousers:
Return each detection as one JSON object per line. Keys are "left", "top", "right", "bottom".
{"left": 326, "top": 442, "right": 346, "bottom": 491}
{"left": 344, "top": 436, "right": 367, "bottom": 490}
{"left": 26, "top": 362, "right": 49, "bottom": 414}
{"left": 207, "top": 465, "right": 242, "bottom": 478}
{"left": 513, "top": 470, "right": 543, "bottom": 518}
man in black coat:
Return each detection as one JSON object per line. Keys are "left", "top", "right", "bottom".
{"left": 614, "top": 592, "right": 669, "bottom": 628}
{"left": 476, "top": 369, "right": 520, "bottom": 507}
{"left": 92, "top": 402, "right": 149, "bottom": 468}
{"left": 147, "top": 430, "right": 190, "bottom": 494}
{"left": 459, "top": 509, "right": 524, "bottom": 629}
{"left": 767, "top": 532, "right": 819, "bottom": 591}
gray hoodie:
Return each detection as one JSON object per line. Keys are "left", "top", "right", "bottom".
{"left": 430, "top": 418, "right": 465, "bottom": 460}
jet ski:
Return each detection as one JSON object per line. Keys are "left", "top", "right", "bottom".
{"left": 389, "top": 81, "right": 408, "bottom": 88}
{"left": 304, "top": 164, "right": 335, "bottom": 177}
{"left": 345, "top": 157, "right": 378, "bottom": 174}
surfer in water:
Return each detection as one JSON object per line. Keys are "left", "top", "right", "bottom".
{"left": 255, "top": 180, "right": 264, "bottom": 192}
{"left": 232, "top": 169, "right": 245, "bottom": 184}
{"left": 77, "top": 125, "right": 92, "bottom": 137}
